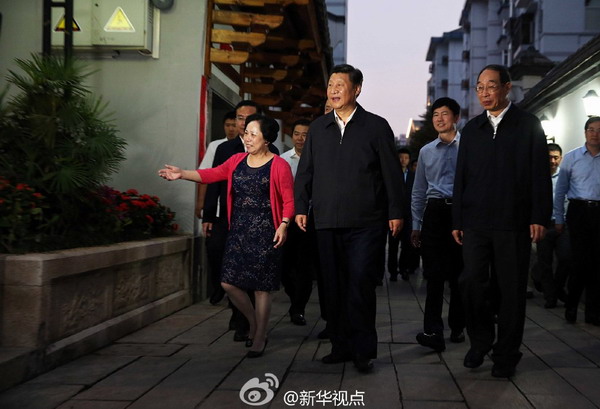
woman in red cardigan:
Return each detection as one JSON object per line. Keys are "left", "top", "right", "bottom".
{"left": 159, "top": 114, "right": 294, "bottom": 358}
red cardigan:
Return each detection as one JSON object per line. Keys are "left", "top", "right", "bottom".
{"left": 197, "top": 153, "right": 295, "bottom": 229}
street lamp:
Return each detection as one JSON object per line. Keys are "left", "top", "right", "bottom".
{"left": 582, "top": 90, "right": 600, "bottom": 117}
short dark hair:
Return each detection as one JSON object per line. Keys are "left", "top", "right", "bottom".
{"left": 222, "top": 110, "right": 236, "bottom": 123}
{"left": 330, "top": 64, "right": 363, "bottom": 87}
{"left": 398, "top": 148, "right": 411, "bottom": 156}
{"left": 431, "top": 97, "right": 461, "bottom": 117}
{"left": 245, "top": 114, "right": 280, "bottom": 143}
{"left": 478, "top": 64, "right": 511, "bottom": 84}
{"left": 292, "top": 118, "right": 311, "bottom": 132}
{"left": 547, "top": 143, "right": 562, "bottom": 154}
{"left": 235, "top": 100, "right": 262, "bottom": 115}
{"left": 584, "top": 116, "right": 600, "bottom": 131}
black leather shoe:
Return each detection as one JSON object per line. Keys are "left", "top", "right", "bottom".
{"left": 353, "top": 356, "right": 374, "bottom": 373}
{"left": 565, "top": 307, "right": 577, "bottom": 323}
{"left": 209, "top": 288, "right": 225, "bottom": 305}
{"left": 544, "top": 299, "right": 557, "bottom": 309}
{"left": 290, "top": 313, "right": 307, "bottom": 326}
{"left": 321, "top": 352, "right": 352, "bottom": 364}
{"left": 464, "top": 349, "right": 487, "bottom": 368}
{"left": 491, "top": 363, "right": 515, "bottom": 378}
{"left": 233, "top": 329, "right": 248, "bottom": 342}
{"left": 416, "top": 332, "right": 446, "bottom": 352}
{"left": 450, "top": 330, "right": 465, "bottom": 343}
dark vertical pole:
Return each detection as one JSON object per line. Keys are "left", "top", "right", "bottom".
{"left": 64, "top": 0, "right": 74, "bottom": 61}
{"left": 42, "top": 0, "right": 52, "bottom": 56}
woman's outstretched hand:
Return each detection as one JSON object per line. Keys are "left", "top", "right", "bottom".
{"left": 158, "top": 164, "right": 182, "bottom": 181}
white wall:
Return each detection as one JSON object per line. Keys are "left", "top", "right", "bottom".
{"left": 536, "top": 75, "right": 600, "bottom": 154}
{"left": 0, "top": 0, "right": 208, "bottom": 234}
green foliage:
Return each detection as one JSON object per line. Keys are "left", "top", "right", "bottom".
{"left": 0, "top": 54, "right": 177, "bottom": 254}
{"left": 0, "top": 54, "right": 126, "bottom": 196}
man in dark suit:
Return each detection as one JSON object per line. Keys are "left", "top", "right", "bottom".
{"left": 452, "top": 65, "right": 552, "bottom": 378}
{"left": 387, "top": 148, "right": 417, "bottom": 281}
{"left": 295, "top": 64, "right": 404, "bottom": 373}
{"left": 202, "top": 100, "right": 279, "bottom": 341}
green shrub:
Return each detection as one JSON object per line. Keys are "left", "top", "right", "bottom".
{"left": 0, "top": 54, "right": 177, "bottom": 254}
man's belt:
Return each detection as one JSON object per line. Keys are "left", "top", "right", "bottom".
{"left": 570, "top": 199, "right": 600, "bottom": 208}
{"left": 427, "top": 197, "right": 453, "bottom": 205}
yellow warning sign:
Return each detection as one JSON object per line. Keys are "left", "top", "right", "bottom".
{"left": 104, "top": 7, "right": 135, "bottom": 33}
{"left": 54, "top": 15, "right": 81, "bottom": 32}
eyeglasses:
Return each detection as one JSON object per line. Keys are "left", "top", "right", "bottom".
{"left": 475, "top": 84, "right": 501, "bottom": 94}
{"left": 586, "top": 127, "right": 600, "bottom": 133}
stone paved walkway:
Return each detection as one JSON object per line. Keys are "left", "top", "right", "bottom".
{"left": 1, "top": 270, "right": 599, "bottom": 409}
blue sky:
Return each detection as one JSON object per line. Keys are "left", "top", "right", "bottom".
{"left": 347, "top": 0, "right": 465, "bottom": 136}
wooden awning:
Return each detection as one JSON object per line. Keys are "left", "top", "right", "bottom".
{"left": 205, "top": 0, "right": 332, "bottom": 135}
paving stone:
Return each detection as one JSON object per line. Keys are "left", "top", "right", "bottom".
{"left": 28, "top": 355, "right": 137, "bottom": 386}
{"left": 526, "top": 393, "right": 597, "bottom": 409}
{"left": 390, "top": 344, "right": 443, "bottom": 365}
{"left": 512, "top": 368, "right": 579, "bottom": 395}
{"left": 74, "top": 356, "right": 188, "bottom": 401}
{"left": 341, "top": 362, "right": 401, "bottom": 408}
{"left": 555, "top": 368, "right": 600, "bottom": 406}
{"left": 458, "top": 379, "right": 533, "bottom": 408}
{"left": 197, "top": 389, "right": 250, "bottom": 409}
{"left": 526, "top": 339, "right": 596, "bottom": 368}
{"left": 0, "top": 384, "right": 83, "bottom": 409}
{"left": 269, "top": 372, "right": 342, "bottom": 409}
{"left": 403, "top": 401, "right": 468, "bottom": 409}
{"left": 127, "top": 356, "right": 241, "bottom": 409}
{"left": 118, "top": 314, "right": 212, "bottom": 344}
{"left": 95, "top": 343, "right": 184, "bottom": 357}
{"left": 395, "top": 363, "right": 462, "bottom": 402}
{"left": 391, "top": 321, "right": 425, "bottom": 343}
{"left": 56, "top": 400, "right": 130, "bottom": 409}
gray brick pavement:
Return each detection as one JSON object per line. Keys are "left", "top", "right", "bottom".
{"left": 1, "top": 270, "right": 599, "bottom": 409}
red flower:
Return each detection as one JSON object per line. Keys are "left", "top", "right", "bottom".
{"left": 126, "top": 189, "right": 139, "bottom": 195}
{"left": 16, "top": 183, "right": 28, "bottom": 190}
{"left": 32, "top": 192, "right": 44, "bottom": 199}
{"left": 131, "top": 200, "right": 147, "bottom": 208}
{"left": 145, "top": 215, "right": 154, "bottom": 223}
{"left": 172, "top": 223, "right": 179, "bottom": 231}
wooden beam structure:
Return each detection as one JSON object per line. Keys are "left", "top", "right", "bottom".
{"left": 212, "top": 10, "right": 284, "bottom": 29}
{"left": 206, "top": 0, "right": 332, "bottom": 133}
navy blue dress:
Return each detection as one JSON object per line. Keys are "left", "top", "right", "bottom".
{"left": 221, "top": 157, "right": 281, "bottom": 291}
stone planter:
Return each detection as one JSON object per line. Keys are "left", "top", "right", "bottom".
{"left": 0, "top": 235, "right": 192, "bottom": 388}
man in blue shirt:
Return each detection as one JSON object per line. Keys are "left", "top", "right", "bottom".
{"left": 554, "top": 116, "right": 600, "bottom": 325}
{"left": 531, "top": 143, "right": 572, "bottom": 309}
{"left": 412, "top": 97, "right": 465, "bottom": 352}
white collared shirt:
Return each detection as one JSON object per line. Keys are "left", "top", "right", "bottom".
{"left": 487, "top": 101, "right": 512, "bottom": 137}
{"left": 280, "top": 148, "right": 301, "bottom": 178}
{"left": 333, "top": 106, "right": 358, "bottom": 141}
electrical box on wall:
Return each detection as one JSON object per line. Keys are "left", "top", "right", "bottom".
{"left": 52, "top": 0, "right": 154, "bottom": 52}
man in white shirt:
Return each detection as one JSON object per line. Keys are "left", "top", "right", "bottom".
{"left": 196, "top": 111, "right": 237, "bottom": 220}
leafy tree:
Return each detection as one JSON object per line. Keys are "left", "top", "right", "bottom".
{"left": 408, "top": 107, "right": 437, "bottom": 158}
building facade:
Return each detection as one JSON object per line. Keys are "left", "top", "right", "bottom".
{"left": 426, "top": 0, "right": 600, "bottom": 122}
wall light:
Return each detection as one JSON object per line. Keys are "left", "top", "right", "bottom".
{"left": 582, "top": 90, "right": 600, "bottom": 117}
